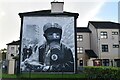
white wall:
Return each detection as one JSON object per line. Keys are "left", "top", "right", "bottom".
{"left": 97, "top": 29, "right": 119, "bottom": 59}
{"left": 88, "top": 23, "right": 99, "bottom": 57}
{"left": 77, "top": 32, "right": 90, "bottom": 66}
{"left": 7, "top": 45, "right": 19, "bottom": 60}
{"left": 7, "top": 45, "right": 19, "bottom": 74}
{"left": 8, "top": 60, "right": 15, "bottom": 74}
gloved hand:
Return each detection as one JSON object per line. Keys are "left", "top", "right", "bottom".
{"left": 42, "top": 66, "right": 50, "bottom": 71}
{"left": 24, "top": 59, "right": 44, "bottom": 71}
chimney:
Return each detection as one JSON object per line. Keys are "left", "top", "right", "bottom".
{"left": 51, "top": 1, "right": 64, "bottom": 13}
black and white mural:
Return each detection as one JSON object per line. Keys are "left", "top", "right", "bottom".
{"left": 20, "top": 17, "right": 76, "bottom": 73}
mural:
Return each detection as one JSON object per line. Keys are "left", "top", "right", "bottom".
{"left": 20, "top": 17, "right": 76, "bottom": 73}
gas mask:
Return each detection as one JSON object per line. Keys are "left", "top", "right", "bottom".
{"left": 44, "top": 31, "right": 63, "bottom": 65}
{"left": 49, "top": 41, "right": 64, "bottom": 65}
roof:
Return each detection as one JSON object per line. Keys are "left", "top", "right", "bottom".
{"left": 76, "top": 27, "right": 91, "bottom": 33}
{"left": 89, "top": 21, "right": 120, "bottom": 29}
{"left": 6, "top": 40, "right": 20, "bottom": 45}
{"left": 85, "top": 50, "right": 98, "bottom": 58}
{"left": 19, "top": 10, "right": 79, "bottom": 18}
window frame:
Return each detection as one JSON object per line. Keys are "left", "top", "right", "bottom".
{"left": 77, "top": 47, "right": 83, "bottom": 53}
{"left": 102, "top": 45, "right": 109, "bottom": 52}
{"left": 79, "top": 60, "right": 83, "bottom": 66}
{"left": 77, "top": 35, "right": 83, "bottom": 42}
{"left": 102, "top": 59, "right": 109, "bottom": 66}
{"left": 100, "top": 31, "right": 108, "bottom": 39}
{"left": 112, "top": 31, "right": 118, "bottom": 35}
{"left": 113, "top": 44, "right": 119, "bottom": 48}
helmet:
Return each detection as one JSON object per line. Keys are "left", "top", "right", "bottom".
{"left": 43, "top": 23, "right": 62, "bottom": 34}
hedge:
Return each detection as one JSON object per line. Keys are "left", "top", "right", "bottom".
{"left": 83, "top": 66, "right": 120, "bottom": 79}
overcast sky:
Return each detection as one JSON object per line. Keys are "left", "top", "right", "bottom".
{"left": 0, "top": 0, "right": 119, "bottom": 49}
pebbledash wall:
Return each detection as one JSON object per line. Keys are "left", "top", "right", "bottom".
{"left": 6, "top": 2, "right": 120, "bottom": 74}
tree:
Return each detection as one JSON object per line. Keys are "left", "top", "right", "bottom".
{"left": 1, "top": 48, "right": 7, "bottom": 61}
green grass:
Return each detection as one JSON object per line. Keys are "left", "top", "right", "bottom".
{"left": 2, "top": 73, "right": 86, "bottom": 79}
{"left": 0, "top": 69, "right": 2, "bottom": 78}
{"left": 2, "top": 74, "right": 17, "bottom": 78}
{"left": 3, "top": 66, "right": 119, "bottom": 79}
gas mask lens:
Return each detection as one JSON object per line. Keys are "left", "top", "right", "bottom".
{"left": 47, "top": 32, "right": 60, "bottom": 40}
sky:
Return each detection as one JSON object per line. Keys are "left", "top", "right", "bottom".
{"left": 0, "top": 0, "right": 119, "bottom": 49}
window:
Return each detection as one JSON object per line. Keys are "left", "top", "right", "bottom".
{"left": 11, "top": 47, "right": 15, "bottom": 50}
{"left": 102, "top": 59, "right": 109, "bottom": 66}
{"left": 77, "top": 47, "right": 83, "bottom": 53}
{"left": 112, "top": 31, "right": 118, "bottom": 35}
{"left": 79, "top": 60, "right": 83, "bottom": 66}
{"left": 100, "top": 31, "right": 107, "bottom": 39}
{"left": 113, "top": 45, "right": 119, "bottom": 48}
{"left": 77, "top": 35, "right": 83, "bottom": 42}
{"left": 102, "top": 45, "right": 108, "bottom": 52}
{"left": 93, "top": 59, "right": 102, "bottom": 66}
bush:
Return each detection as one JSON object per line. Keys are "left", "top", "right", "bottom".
{"left": 83, "top": 66, "right": 120, "bottom": 79}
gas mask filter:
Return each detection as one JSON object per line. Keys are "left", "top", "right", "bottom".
{"left": 49, "top": 42, "right": 62, "bottom": 64}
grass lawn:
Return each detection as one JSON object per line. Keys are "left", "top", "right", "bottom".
{"left": 2, "top": 73, "right": 86, "bottom": 79}
{"left": 2, "top": 74, "right": 17, "bottom": 78}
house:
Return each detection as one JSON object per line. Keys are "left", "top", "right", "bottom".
{"left": 19, "top": 1, "right": 79, "bottom": 73}
{"left": 77, "top": 27, "right": 90, "bottom": 67}
{"left": 76, "top": 21, "right": 120, "bottom": 67}
{"left": 7, "top": 1, "right": 79, "bottom": 74}
{"left": 6, "top": 40, "right": 20, "bottom": 74}
{"left": 88, "top": 21, "right": 120, "bottom": 67}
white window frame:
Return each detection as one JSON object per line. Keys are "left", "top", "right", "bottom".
{"left": 77, "top": 35, "right": 83, "bottom": 42}
{"left": 100, "top": 31, "right": 107, "bottom": 39}
{"left": 77, "top": 47, "right": 83, "bottom": 53}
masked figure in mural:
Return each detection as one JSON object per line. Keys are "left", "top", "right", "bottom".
{"left": 22, "top": 46, "right": 28, "bottom": 61}
{"left": 23, "top": 23, "right": 74, "bottom": 72}
{"left": 22, "top": 46, "right": 33, "bottom": 61}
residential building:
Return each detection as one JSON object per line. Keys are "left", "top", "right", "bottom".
{"left": 6, "top": 40, "right": 20, "bottom": 74}
{"left": 7, "top": 1, "right": 79, "bottom": 74}
{"left": 19, "top": 2, "right": 79, "bottom": 73}
{"left": 88, "top": 21, "right": 120, "bottom": 67}
{"left": 77, "top": 27, "right": 98, "bottom": 67}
